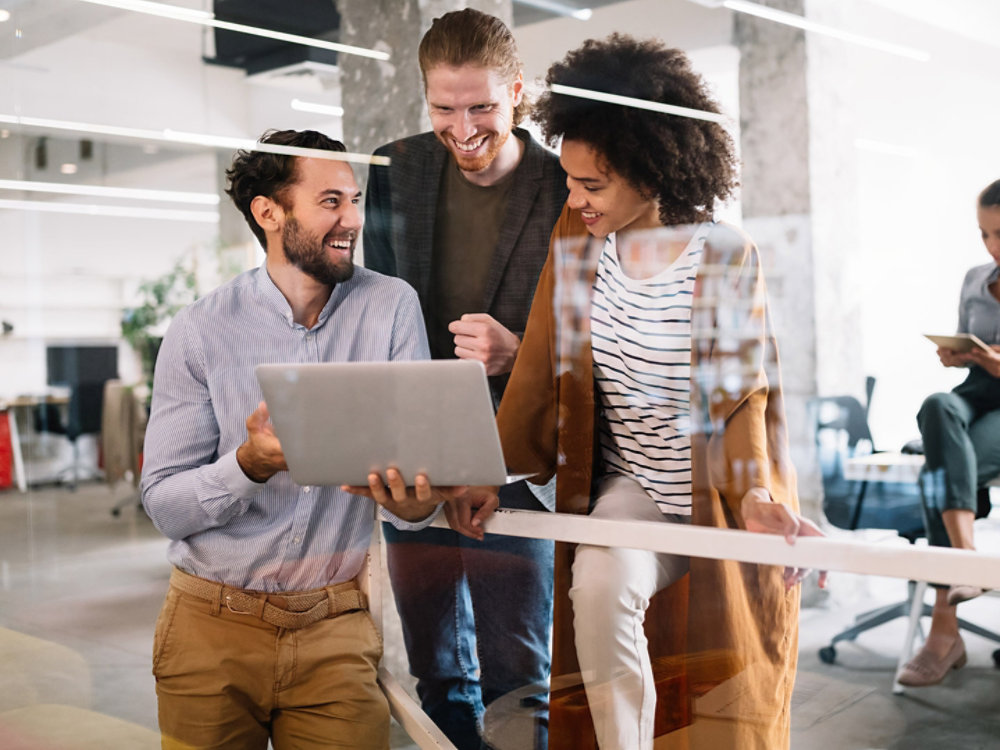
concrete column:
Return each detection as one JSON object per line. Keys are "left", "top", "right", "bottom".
{"left": 337, "top": 0, "right": 513, "bottom": 160}
{"left": 735, "top": 0, "right": 861, "bottom": 538}
{"left": 337, "top": 0, "right": 425, "bottom": 159}
{"left": 735, "top": 0, "right": 817, "bottom": 516}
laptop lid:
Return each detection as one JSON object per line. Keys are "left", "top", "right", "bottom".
{"left": 255, "top": 359, "right": 509, "bottom": 487}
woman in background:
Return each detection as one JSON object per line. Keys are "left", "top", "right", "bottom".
{"left": 904, "top": 179, "right": 1000, "bottom": 687}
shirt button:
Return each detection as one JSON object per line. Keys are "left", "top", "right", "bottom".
{"left": 293, "top": 537, "right": 301, "bottom": 544}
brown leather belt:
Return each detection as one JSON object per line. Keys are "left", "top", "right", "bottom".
{"left": 169, "top": 568, "right": 367, "bottom": 630}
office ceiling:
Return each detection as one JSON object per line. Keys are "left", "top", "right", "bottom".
{"left": 0, "top": 0, "right": 627, "bottom": 62}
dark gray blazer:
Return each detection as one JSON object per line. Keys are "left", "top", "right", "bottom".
{"left": 364, "top": 128, "right": 568, "bottom": 405}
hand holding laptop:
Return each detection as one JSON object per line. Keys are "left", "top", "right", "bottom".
{"left": 236, "top": 402, "right": 289, "bottom": 483}
{"left": 342, "top": 468, "right": 461, "bottom": 524}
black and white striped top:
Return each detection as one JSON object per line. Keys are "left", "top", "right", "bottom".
{"left": 591, "top": 224, "right": 711, "bottom": 515}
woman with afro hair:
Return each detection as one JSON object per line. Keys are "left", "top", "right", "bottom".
{"left": 492, "top": 35, "right": 824, "bottom": 749}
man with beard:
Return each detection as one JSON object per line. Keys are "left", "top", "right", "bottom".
{"left": 363, "top": 10, "right": 567, "bottom": 749}
{"left": 141, "top": 129, "right": 445, "bottom": 750}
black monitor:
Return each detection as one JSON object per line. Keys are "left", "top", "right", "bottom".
{"left": 46, "top": 345, "right": 119, "bottom": 386}
{"left": 45, "top": 345, "right": 119, "bottom": 440}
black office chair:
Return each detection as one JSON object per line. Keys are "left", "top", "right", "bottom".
{"left": 810, "top": 379, "right": 928, "bottom": 665}
{"left": 43, "top": 345, "right": 118, "bottom": 490}
{"left": 33, "top": 383, "right": 106, "bottom": 489}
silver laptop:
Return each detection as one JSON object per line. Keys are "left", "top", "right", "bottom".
{"left": 255, "top": 359, "right": 513, "bottom": 487}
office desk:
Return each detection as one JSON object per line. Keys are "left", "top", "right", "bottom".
{"left": 0, "top": 395, "right": 70, "bottom": 493}
{"left": 844, "top": 452, "right": 924, "bottom": 484}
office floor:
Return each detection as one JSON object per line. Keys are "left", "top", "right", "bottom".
{"left": 0, "top": 482, "right": 998, "bottom": 749}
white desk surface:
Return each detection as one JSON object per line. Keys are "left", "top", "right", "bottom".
{"left": 843, "top": 452, "right": 924, "bottom": 483}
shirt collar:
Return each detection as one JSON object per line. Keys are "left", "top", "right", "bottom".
{"left": 988, "top": 264, "right": 1000, "bottom": 286}
{"left": 253, "top": 263, "right": 344, "bottom": 331}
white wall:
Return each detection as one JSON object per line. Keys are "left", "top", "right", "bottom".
{"left": 0, "top": 6, "right": 346, "bottom": 399}
{"left": 832, "top": 1, "right": 1000, "bottom": 448}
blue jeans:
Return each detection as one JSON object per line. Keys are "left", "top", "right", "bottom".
{"left": 383, "top": 481, "right": 554, "bottom": 750}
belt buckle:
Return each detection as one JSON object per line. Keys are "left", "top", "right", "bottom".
{"left": 224, "top": 591, "right": 263, "bottom": 617}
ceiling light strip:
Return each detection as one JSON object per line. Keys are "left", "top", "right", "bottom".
{"left": 854, "top": 138, "right": 919, "bottom": 159}
{"left": 0, "top": 179, "right": 219, "bottom": 205}
{"left": 549, "top": 83, "right": 727, "bottom": 123}
{"left": 0, "top": 198, "right": 219, "bottom": 222}
{"left": 75, "top": 0, "right": 390, "bottom": 61}
{"left": 0, "top": 115, "right": 390, "bottom": 166}
{"left": 291, "top": 99, "right": 345, "bottom": 118}
{"left": 513, "top": 0, "right": 592, "bottom": 21}
{"left": 722, "top": 0, "right": 930, "bottom": 62}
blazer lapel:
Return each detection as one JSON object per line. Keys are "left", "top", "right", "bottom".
{"left": 399, "top": 137, "right": 447, "bottom": 302}
{"left": 480, "top": 132, "right": 545, "bottom": 311}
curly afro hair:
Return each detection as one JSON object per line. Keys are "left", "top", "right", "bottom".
{"left": 534, "top": 34, "right": 738, "bottom": 226}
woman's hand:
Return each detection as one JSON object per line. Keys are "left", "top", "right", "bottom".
{"left": 443, "top": 485, "right": 501, "bottom": 541}
{"left": 966, "top": 344, "right": 1000, "bottom": 377}
{"left": 937, "top": 346, "right": 973, "bottom": 368}
{"left": 741, "top": 488, "right": 828, "bottom": 591}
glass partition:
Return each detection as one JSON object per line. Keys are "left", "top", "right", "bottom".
{"left": 1, "top": 1, "right": 999, "bottom": 748}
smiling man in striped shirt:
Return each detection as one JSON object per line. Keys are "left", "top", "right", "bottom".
{"left": 140, "top": 129, "right": 445, "bottom": 750}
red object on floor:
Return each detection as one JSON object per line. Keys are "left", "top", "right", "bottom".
{"left": 0, "top": 412, "right": 13, "bottom": 489}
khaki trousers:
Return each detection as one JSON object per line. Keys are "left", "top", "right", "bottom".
{"left": 153, "top": 578, "right": 389, "bottom": 750}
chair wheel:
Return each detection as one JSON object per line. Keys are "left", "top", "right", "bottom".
{"left": 819, "top": 646, "right": 837, "bottom": 664}
{"left": 993, "top": 649, "right": 1000, "bottom": 669}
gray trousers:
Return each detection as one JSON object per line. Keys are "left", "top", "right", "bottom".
{"left": 917, "top": 368, "right": 1000, "bottom": 547}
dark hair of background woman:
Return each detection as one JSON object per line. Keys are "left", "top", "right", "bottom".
{"left": 534, "top": 34, "right": 739, "bottom": 226}
{"left": 980, "top": 179, "right": 1000, "bottom": 208}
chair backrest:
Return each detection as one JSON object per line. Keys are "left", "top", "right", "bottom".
{"left": 809, "top": 393, "right": 925, "bottom": 541}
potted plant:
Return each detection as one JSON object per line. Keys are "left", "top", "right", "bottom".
{"left": 120, "top": 260, "right": 198, "bottom": 398}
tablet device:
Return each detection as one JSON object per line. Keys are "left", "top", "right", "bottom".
{"left": 256, "top": 360, "right": 516, "bottom": 487}
{"left": 923, "top": 333, "right": 990, "bottom": 353}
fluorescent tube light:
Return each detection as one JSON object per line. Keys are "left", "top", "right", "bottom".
{"left": 0, "top": 10, "right": 11, "bottom": 23}
{"left": 0, "top": 114, "right": 390, "bottom": 166}
{"left": 0, "top": 198, "right": 219, "bottom": 222}
{"left": 721, "top": 0, "right": 930, "bottom": 62}
{"left": 291, "top": 99, "right": 345, "bottom": 118}
{"left": 75, "top": 0, "right": 390, "bottom": 61}
{"left": 549, "top": 83, "right": 727, "bottom": 123}
{"left": 0, "top": 179, "right": 219, "bottom": 205}
{"left": 854, "top": 138, "right": 919, "bottom": 159}
{"left": 514, "top": 0, "right": 592, "bottom": 21}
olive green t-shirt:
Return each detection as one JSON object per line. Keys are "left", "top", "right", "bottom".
{"left": 427, "top": 159, "right": 516, "bottom": 360}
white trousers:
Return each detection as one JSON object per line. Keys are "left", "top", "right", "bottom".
{"left": 569, "top": 474, "right": 690, "bottom": 750}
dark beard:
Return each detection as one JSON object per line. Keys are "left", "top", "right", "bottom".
{"left": 282, "top": 217, "right": 354, "bottom": 285}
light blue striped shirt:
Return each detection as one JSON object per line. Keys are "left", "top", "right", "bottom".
{"left": 141, "top": 264, "right": 432, "bottom": 592}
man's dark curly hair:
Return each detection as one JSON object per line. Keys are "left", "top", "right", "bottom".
{"left": 534, "top": 34, "right": 738, "bottom": 226}
{"left": 225, "top": 129, "right": 346, "bottom": 250}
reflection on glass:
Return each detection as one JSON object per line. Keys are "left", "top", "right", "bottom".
{"left": 2, "top": 1, "right": 1000, "bottom": 748}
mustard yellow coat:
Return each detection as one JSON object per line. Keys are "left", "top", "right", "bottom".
{"left": 497, "top": 206, "right": 800, "bottom": 749}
